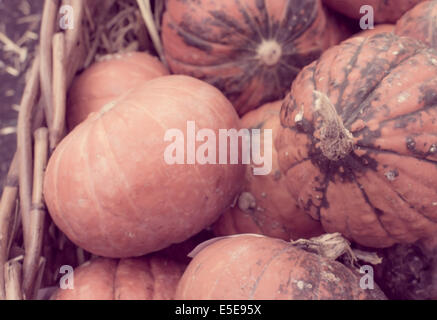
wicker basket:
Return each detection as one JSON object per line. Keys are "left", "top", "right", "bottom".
{"left": 0, "top": 0, "right": 164, "bottom": 300}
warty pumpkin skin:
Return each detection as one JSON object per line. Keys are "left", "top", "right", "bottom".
{"left": 213, "top": 101, "right": 324, "bottom": 241}
{"left": 354, "top": 24, "right": 395, "bottom": 38}
{"left": 277, "top": 33, "right": 437, "bottom": 248}
{"left": 52, "top": 255, "right": 185, "bottom": 300}
{"left": 44, "top": 75, "right": 244, "bottom": 258}
{"left": 322, "top": 0, "right": 426, "bottom": 23}
{"left": 67, "top": 51, "right": 168, "bottom": 130}
{"left": 162, "top": 0, "right": 349, "bottom": 115}
{"left": 175, "top": 234, "right": 386, "bottom": 300}
{"left": 395, "top": 0, "right": 437, "bottom": 49}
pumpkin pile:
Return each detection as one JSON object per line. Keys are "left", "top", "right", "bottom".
{"left": 35, "top": 0, "right": 437, "bottom": 300}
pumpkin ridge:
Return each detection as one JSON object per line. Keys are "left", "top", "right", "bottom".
{"left": 280, "top": 157, "right": 311, "bottom": 176}
{"left": 312, "top": 169, "right": 331, "bottom": 221}
{"left": 206, "top": 10, "right": 258, "bottom": 45}
{"left": 122, "top": 99, "right": 168, "bottom": 132}
{"left": 83, "top": 122, "right": 113, "bottom": 247}
{"left": 278, "top": 59, "right": 301, "bottom": 74}
{"left": 352, "top": 175, "right": 396, "bottom": 241}
{"left": 371, "top": 171, "right": 437, "bottom": 225}
{"left": 259, "top": 0, "right": 272, "bottom": 38}
{"left": 233, "top": 0, "right": 266, "bottom": 41}
{"left": 356, "top": 144, "right": 437, "bottom": 166}
{"left": 49, "top": 123, "right": 83, "bottom": 241}
{"left": 166, "top": 54, "right": 245, "bottom": 69}
{"left": 99, "top": 110, "right": 145, "bottom": 224}
{"left": 167, "top": 15, "right": 232, "bottom": 50}
{"left": 248, "top": 245, "right": 292, "bottom": 299}
{"left": 343, "top": 49, "right": 427, "bottom": 127}
{"left": 276, "top": 0, "right": 318, "bottom": 43}
{"left": 377, "top": 99, "right": 437, "bottom": 128}
{"left": 206, "top": 239, "right": 248, "bottom": 299}
{"left": 331, "top": 38, "right": 367, "bottom": 115}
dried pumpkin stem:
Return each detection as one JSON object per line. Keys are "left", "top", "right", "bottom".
{"left": 313, "top": 90, "right": 354, "bottom": 161}
{"left": 291, "top": 233, "right": 357, "bottom": 263}
{"left": 23, "top": 128, "right": 49, "bottom": 300}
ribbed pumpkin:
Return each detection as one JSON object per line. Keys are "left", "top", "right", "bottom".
{"left": 213, "top": 101, "right": 324, "bottom": 240}
{"left": 67, "top": 51, "right": 168, "bottom": 129}
{"left": 322, "top": 0, "right": 426, "bottom": 23}
{"left": 355, "top": 24, "right": 394, "bottom": 38}
{"left": 52, "top": 255, "right": 185, "bottom": 300}
{"left": 176, "top": 234, "right": 386, "bottom": 300}
{"left": 44, "top": 75, "right": 244, "bottom": 258}
{"left": 395, "top": 0, "right": 437, "bottom": 49}
{"left": 162, "top": 0, "right": 349, "bottom": 115}
{"left": 277, "top": 33, "right": 437, "bottom": 248}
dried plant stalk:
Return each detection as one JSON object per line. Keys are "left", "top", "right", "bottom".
{"left": 23, "top": 128, "right": 49, "bottom": 299}
{"left": 136, "top": 0, "right": 167, "bottom": 66}
{"left": 17, "top": 54, "right": 41, "bottom": 252}
{"left": 31, "top": 257, "right": 47, "bottom": 300}
{"left": 0, "top": 154, "right": 19, "bottom": 300}
{"left": 63, "top": 0, "right": 87, "bottom": 87}
{"left": 50, "top": 33, "right": 66, "bottom": 151}
{"left": 39, "top": 0, "right": 59, "bottom": 130}
{"left": 4, "top": 259, "right": 23, "bottom": 300}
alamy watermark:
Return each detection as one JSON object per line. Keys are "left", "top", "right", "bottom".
{"left": 163, "top": 121, "right": 273, "bottom": 176}
{"left": 59, "top": 265, "right": 74, "bottom": 290}
{"left": 360, "top": 5, "right": 375, "bottom": 30}
{"left": 359, "top": 265, "right": 375, "bottom": 290}
{"left": 59, "top": 5, "right": 74, "bottom": 30}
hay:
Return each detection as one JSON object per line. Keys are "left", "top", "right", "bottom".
{"left": 0, "top": 0, "right": 164, "bottom": 300}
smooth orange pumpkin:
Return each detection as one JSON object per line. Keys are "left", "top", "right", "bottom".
{"left": 162, "top": 0, "right": 349, "bottom": 115}
{"left": 395, "top": 0, "right": 437, "bottom": 49}
{"left": 67, "top": 51, "right": 168, "bottom": 129}
{"left": 277, "top": 33, "right": 437, "bottom": 248}
{"left": 44, "top": 75, "right": 245, "bottom": 258}
{"left": 213, "top": 101, "right": 324, "bottom": 240}
{"left": 176, "top": 234, "right": 386, "bottom": 300}
{"left": 52, "top": 255, "right": 185, "bottom": 300}
{"left": 322, "top": 0, "right": 426, "bottom": 23}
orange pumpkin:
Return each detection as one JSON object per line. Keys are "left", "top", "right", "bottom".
{"left": 354, "top": 24, "right": 395, "bottom": 38}
{"left": 67, "top": 51, "right": 168, "bottom": 129}
{"left": 213, "top": 101, "right": 324, "bottom": 240}
{"left": 176, "top": 234, "right": 386, "bottom": 300}
{"left": 277, "top": 33, "right": 437, "bottom": 248}
{"left": 52, "top": 255, "right": 185, "bottom": 300}
{"left": 322, "top": 0, "right": 426, "bottom": 23}
{"left": 162, "top": 0, "right": 349, "bottom": 115}
{"left": 44, "top": 75, "right": 244, "bottom": 258}
{"left": 395, "top": 0, "right": 437, "bottom": 49}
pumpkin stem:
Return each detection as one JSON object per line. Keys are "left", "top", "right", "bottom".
{"left": 291, "top": 233, "right": 382, "bottom": 267}
{"left": 313, "top": 91, "right": 354, "bottom": 161}
{"left": 257, "top": 40, "right": 282, "bottom": 67}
